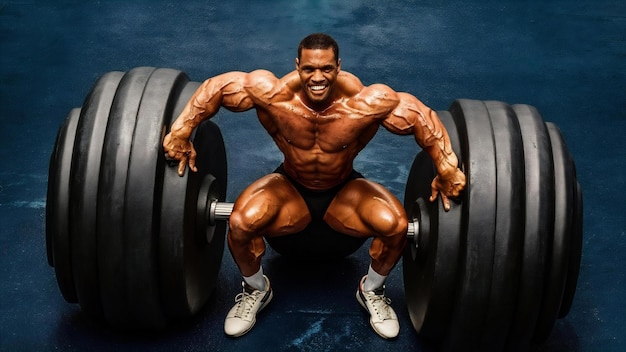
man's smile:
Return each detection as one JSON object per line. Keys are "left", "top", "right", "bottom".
{"left": 309, "top": 84, "right": 328, "bottom": 95}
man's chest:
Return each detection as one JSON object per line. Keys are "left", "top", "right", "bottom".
{"left": 257, "top": 101, "right": 379, "bottom": 150}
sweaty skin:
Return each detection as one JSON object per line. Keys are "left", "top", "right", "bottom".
{"left": 163, "top": 48, "right": 465, "bottom": 277}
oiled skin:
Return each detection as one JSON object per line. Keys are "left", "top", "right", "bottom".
{"left": 163, "top": 48, "right": 465, "bottom": 276}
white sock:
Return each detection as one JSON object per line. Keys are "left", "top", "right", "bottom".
{"left": 243, "top": 267, "right": 266, "bottom": 291}
{"left": 363, "top": 265, "right": 387, "bottom": 292}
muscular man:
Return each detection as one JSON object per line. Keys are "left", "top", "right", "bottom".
{"left": 163, "top": 33, "right": 465, "bottom": 339}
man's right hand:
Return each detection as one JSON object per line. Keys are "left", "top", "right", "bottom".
{"left": 163, "top": 132, "right": 198, "bottom": 177}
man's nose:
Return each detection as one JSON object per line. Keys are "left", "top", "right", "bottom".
{"left": 312, "top": 69, "right": 324, "bottom": 82}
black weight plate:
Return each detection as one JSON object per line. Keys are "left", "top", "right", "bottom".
{"left": 403, "top": 154, "right": 440, "bottom": 341}
{"left": 124, "top": 68, "right": 191, "bottom": 329}
{"left": 46, "top": 107, "right": 80, "bottom": 302}
{"left": 97, "top": 67, "right": 167, "bottom": 329}
{"left": 479, "top": 101, "right": 525, "bottom": 350}
{"left": 70, "top": 71, "right": 125, "bottom": 320}
{"left": 505, "top": 104, "right": 554, "bottom": 351}
{"left": 159, "top": 111, "right": 227, "bottom": 319}
{"left": 533, "top": 122, "right": 575, "bottom": 341}
{"left": 402, "top": 152, "right": 437, "bottom": 336}
{"left": 402, "top": 109, "right": 463, "bottom": 342}
{"left": 558, "top": 180, "right": 583, "bottom": 318}
{"left": 443, "top": 99, "right": 497, "bottom": 350}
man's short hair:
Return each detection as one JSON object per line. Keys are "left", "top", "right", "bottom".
{"left": 298, "top": 33, "right": 339, "bottom": 64}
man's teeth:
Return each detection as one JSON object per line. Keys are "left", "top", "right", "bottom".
{"left": 311, "top": 85, "right": 326, "bottom": 91}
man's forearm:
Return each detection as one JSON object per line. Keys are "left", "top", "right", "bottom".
{"left": 432, "top": 144, "right": 459, "bottom": 178}
{"left": 169, "top": 85, "right": 220, "bottom": 141}
{"left": 169, "top": 107, "right": 202, "bottom": 140}
{"left": 414, "top": 108, "right": 459, "bottom": 178}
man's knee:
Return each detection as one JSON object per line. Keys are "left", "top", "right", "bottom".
{"left": 361, "top": 202, "right": 408, "bottom": 238}
{"left": 229, "top": 203, "right": 275, "bottom": 237}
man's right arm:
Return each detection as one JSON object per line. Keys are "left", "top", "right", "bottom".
{"left": 163, "top": 71, "right": 257, "bottom": 176}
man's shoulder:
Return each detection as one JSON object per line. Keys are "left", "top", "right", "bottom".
{"left": 334, "top": 71, "right": 361, "bottom": 95}
{"left": 342, "top": 78, "right": 398, "bottom": 114}
{"left": 248, "top": 69, "right": 302, "bottom": 86}
{"left": 338, "top": 71, "right": 396, "bottom": 99}
{"left": 242, "top": 70, "right": 295, "bottom": 102}
{"left": 245, "top": 69, "right": 281, "bottom": 87}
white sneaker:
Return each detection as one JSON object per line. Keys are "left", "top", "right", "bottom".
{"left": 224, "top": 275, "right": 273, "bottom": 337}
{"left": 356, "top": 275, "right": 400, "bottom": 339}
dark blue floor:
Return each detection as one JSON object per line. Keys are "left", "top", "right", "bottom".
{"left": 1, "top": 1, "right": 625, "bottom": 351}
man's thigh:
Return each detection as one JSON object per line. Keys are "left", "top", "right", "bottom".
{"left": 324, "top": 179, "right": 407, "bottom": 238}
{"left": 231, "top": 173, "right": 312, "bottom": 237}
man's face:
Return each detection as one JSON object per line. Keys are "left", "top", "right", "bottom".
{"left": 296, "top": 48, "right": 341, "bottom": 107}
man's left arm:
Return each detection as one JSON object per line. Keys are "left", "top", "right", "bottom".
{"left": 382, "top": 91, "right": 466, "bottom": 210}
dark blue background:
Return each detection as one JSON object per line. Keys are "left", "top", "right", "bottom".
{"left": 1, "top": 1, "right": 624, "bottom": 351}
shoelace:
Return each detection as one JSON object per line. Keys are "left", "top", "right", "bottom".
{"left": 368, "top": 293, "right": 393, "bottom": 320}
{"left": 233, "top": 291, "right": 258, "bottom": 318}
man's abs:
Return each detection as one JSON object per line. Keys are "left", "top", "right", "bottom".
{"left": 281, "top": 155, "right": 358, "bottom": 190}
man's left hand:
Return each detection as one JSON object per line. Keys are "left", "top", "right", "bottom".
{"left": 429, "top": 168, "right": 466, "bottom": 211}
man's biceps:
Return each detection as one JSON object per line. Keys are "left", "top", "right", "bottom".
{"left": 222, "top": 93, "right": 255, "bottom": 112}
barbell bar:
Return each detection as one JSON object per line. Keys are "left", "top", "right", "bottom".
{"left": 205, "top": 199, "right": 418, "bottom": 239}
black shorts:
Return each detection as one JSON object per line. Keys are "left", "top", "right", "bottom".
{"left": 265, "top": 164, "right": 367, "bottom": 259}
{"left": 272, "top": 164, "right": 364, "bottom": 222}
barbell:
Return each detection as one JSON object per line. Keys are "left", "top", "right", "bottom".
{"left": 46, "top": 67, "right": 582, "bottom": 350}
{"left": 202, "top": 197, "right": 416, "bottom": 239}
